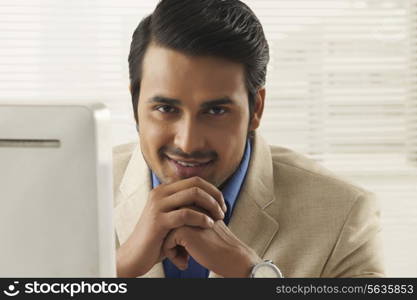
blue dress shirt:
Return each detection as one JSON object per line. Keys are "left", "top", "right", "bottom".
{"left": 151, "top": 139, "right": 252, "bottom": 278}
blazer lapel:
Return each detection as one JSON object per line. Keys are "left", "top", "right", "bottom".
{"left": 209, "top": 134, "right": 279, "bottom": 278}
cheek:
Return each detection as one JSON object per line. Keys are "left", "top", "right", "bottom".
{"left": 208, "top": 131, "right": 247, "bottom": 186}
{"left": 138, "top": 112, "right": 172, "bottom": 156}
{"left": 207, "top": 117, "right": 248, "bottom": 159}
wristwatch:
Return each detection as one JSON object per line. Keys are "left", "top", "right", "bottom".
{"left": 250, "top": 260, "right": 284, "bottom": 278}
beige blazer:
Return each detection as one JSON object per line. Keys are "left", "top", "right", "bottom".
{"left": 112, "top": 133, "right": 385, "bottom": 278}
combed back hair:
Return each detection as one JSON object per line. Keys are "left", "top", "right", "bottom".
{"left": 128, "top": 0, "right": 269, "bottom": 125}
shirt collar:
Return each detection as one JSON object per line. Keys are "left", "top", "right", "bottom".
{"left": 151, "top": 139, "right": 252, "bottom": 224}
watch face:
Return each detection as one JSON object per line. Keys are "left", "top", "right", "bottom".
{"left": 253, "top": 264, "right": 280, "bottom": 278}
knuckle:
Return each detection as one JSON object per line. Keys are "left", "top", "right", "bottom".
{"left": 190, "top": 186, "right": 201, "bottom": 197}
{"left": 149, "top": 188, "right": 159, "bottom": 200}
{"left": 213, "top": 189, "right": 222, "bottom": 201}
{"left": 149, "top": 185, "right": 168, "bottom": 204}
{"left": 192, "top": 176, "right": 203, "bottom": 185}
{"left": 147, "top": 195, "right": 160, "bottom": 211}
{"left": 212, "top": 188, "right": 219, "bottom": 201}
{"left": 180, "top": 209, "right": 190, "bottom": 221}
{"left": 209, "top": 194, "right": 217, "bottom": 205}
{"left": 202, "top": 214, "right": 210, "bottom": 223}
{"left": 205, "top": 197, "right": 217, "bottom": 211}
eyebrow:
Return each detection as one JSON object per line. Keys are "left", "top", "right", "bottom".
{"left": 147, "top": 95, "right": 235, "bottom": 108}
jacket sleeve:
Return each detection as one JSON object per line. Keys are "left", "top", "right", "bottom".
{"left": 321, "top": 192, "right": 385, "bottom": 277}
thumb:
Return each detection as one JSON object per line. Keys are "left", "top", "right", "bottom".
{"left": 163, "top": 230, "right": 190, "bottom": 270}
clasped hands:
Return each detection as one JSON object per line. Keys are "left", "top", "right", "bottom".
{"left": 116, "top": 176, "right": 261, "bottom": 278}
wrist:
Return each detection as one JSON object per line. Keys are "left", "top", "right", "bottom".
{"left": 116, "top": 247, "right": 135, "bottom": 278}
{"left": 229, "top": 248, "right": 262, "bottom": 278}
{"left": 116, "top": 242, "right": 146, "bottom": 278}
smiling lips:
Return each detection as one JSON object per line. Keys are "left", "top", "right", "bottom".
{"left": 166, "top": 155, "right": 213, "bottom": 178}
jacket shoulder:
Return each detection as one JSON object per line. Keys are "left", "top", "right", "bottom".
{"left": 267, "top": 144, "right": 375, "bottom": 223}
{"left": 269, "top": 144, "right": 370, "bottom": 196}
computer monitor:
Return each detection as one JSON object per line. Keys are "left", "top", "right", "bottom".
{"left": 0, "top": 101, "right": 116, "bottom": 277}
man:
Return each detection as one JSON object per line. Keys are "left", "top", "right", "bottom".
{"left": 113, "top": 0, "right": 385, "bottom": 278}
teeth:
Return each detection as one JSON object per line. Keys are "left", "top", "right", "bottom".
{"left": 175, "top": 160, "right": 202, "bottom": 167}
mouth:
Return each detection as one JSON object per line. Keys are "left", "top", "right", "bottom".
{"left": 165, "top": 155, "right": 214, "bottom": 178}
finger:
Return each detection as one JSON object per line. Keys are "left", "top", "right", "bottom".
{"left": 162, "top": 187, "right": 225, "bottom": 220}
{"left": 165, "top": 246, "right": 189, "bottom": 271}
{"left": 162, "top": 208, "right": 214, "bottom": 230}
{"left": 163, "top": 232, "right": 190, "bottom": 270}
{"left": 160, "top": 176, "right": 227, "bottom": 213}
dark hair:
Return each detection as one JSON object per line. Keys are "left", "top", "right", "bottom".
{"left": 128, "top": 0, "right": 269, "bottom": 125}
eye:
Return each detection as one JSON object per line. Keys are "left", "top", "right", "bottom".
{"left": 156, "top": 105, "right": 178, "bottom": 114}
{"left": 207, "top": 106, "right": 228, "bottom": 115}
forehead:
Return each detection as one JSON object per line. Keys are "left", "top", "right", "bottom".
{"left": 140, "top": 44, "right": 247, "bottom": 103}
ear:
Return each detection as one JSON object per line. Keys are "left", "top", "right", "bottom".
{"left": 249, "top": 88, "right": 265, "bottom": 131}
{"left": 128, "top": 84, "right": 132, "bottom": 93}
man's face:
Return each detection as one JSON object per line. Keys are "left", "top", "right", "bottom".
{"left": 136, "top": 44, "right": 257, "bottom": 187}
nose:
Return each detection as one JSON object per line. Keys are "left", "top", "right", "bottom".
{"left": 173, "top": 116, "right": 207, "bottom": 155}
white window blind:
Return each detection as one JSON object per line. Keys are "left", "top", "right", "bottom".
{"left": 1, "top": 0, "right": 416, "bottom": 276}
